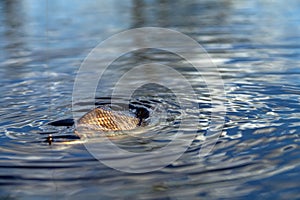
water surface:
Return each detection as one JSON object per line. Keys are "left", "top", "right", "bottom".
{"left": 1, "top": 0, "right": 300, "bottom": 199}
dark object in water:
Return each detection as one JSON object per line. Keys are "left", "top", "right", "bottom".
{"left": 48, "top": 119, "right": 74, "bottom": 127}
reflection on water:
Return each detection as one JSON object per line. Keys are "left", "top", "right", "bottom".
{"left": 1, "top": 0, "right": 300, "bottom": 199}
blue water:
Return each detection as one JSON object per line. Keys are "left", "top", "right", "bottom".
{"left": 1, "top": 0, "right": 300, "bottom": 199}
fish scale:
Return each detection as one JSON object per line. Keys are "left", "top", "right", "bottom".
{"left": 77, "top": 107, "right": 140, "bottom": 131}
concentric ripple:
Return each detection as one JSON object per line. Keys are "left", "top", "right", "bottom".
{"left": 1, "top": 0, "right": 300, "bottom": 199}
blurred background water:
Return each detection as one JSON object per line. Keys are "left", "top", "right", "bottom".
{"left": 1, "top": 0, "right": 300, "bottom": 199}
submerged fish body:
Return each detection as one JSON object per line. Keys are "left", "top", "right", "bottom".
{"left": 47, "top": 105, "right": 150, "bottom": 143}
{"left": 76, "top": 107, "right": 140, "bottom": 132}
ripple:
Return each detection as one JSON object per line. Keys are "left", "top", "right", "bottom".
{"left": 1, "top": 0, "right": 300, "bottom": 199}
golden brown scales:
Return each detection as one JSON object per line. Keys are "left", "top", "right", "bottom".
{"left": 77, "top": 107, "right": 140, "bottom": 131}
